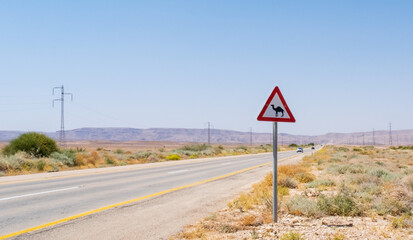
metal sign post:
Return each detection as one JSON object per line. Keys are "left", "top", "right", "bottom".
{"left": 273, "top": 122, "right": 278, "bottom": 222}
{"left": 257, "top": 86, "right": 295, "bottom": 223}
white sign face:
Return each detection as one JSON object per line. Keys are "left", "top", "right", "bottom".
{"left": 257, "top": 86, "right": 295, "bottom": 122}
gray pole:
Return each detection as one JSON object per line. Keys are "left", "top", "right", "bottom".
{"left": 273, "top": 122, "right": 278, "bottom": 222}
{"left": 207, "top": 122, "right": 211, "bottom": 145}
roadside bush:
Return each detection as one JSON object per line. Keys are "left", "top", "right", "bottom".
{"left": 114, "top": 149, "right": 124, "bottom": 154}
{"left": 278, "top": 175, "right": 298, "bottom": 188}
{"left": 36, "top": 159, "right": 46, "bottom": 171}
{"left": 166, "top": 154, "right": 181, "bottom": 160}
{"left": 317, "top": 194, "right": 361, "bottom": 216}
{"left": 75, "top": 153, "right": 87, "bottom": 166}
{"left": 105, "top": 156, "right": 116, "bottom": 165}
{"left": 280, "top": 231, "right": 302, "bottom": 240}
{"left": 296, "top": 172, "right": 316, "bottom": 183}
{"left": 0, "top": 154, "right": 27, "bottom": 171}
{"left": 50, "top": 151, "right": 76, "bottom": 166}
{"left": 286, "top": 195, "right": 320, "bottom": 217}
{"left": 180, "top": 144, "right": 210, "bottom": 152}
{"left": 3, "top": 132, "right": 58, "bottom": 157}
{"left": 374, "top": 198, "right": 410, "bottom": 216}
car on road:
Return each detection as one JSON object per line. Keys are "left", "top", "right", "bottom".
{"left": 311, "top": 146, "right": 315, "bottom": 150}
{"left": 296, "top": 147, "right": 303, "bottom": 153}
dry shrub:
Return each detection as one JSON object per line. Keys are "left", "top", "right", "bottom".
{"left": 278, "top": 164, "right": 315, "bottom": 183}
{"left": 229, "top": 173, "right": 273, "bottom": 212}
{"left": 278, "top": 174, "right": 298, "bottom": 188}
{"left": 296, "top": 171, "right": 316, "bottom": 183}
{"left": 278, "top": 164, "right": 305, "bottom": 177}
{"left": 178, "top": 225, "right": 207, "bottom": 239}
{"left": 404, "top": 174, "right": 413, "bottom": 191}
{"left": 391, "top": 214, "right": 413, "bottom": 229}
{"left": 240, "top": 214, "right": 262, "bottom": 227}
{"left": 75, "top": 153, "right": 87, "bottom": 166}
{"left": 87, "top": 151, "right": 100, "bottom": 166}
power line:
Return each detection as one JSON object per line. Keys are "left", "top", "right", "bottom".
{"left": 53, "top": 85, "right": 73, "bottom": 147}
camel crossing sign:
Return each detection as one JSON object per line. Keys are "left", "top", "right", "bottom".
{"left": 257, "top": 86, "right": 296, "bottom": 122}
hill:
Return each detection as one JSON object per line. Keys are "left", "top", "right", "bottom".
{"left": 0, "top": 128, "right": 412, "bottom": 145}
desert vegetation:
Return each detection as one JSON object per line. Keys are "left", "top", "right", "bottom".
{"left": 0, "top": 133, "right": 277, "bottom": 176}
{"left": 175, "top": 145, "right": 413, "bottom": 239}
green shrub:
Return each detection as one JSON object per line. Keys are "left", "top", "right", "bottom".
{"left": 286, "top": 195, "right": 320, "bottom": 217}
{"left": 317, "top": 194, "right": 361, "bottom": 216}
{"left": 296, "top": 172, "right": 316, "bottom": 183}
{"left": 3, "top": 132, "right": 58, "bottom": 157}
{"left": 36, "top": 159, "right": 46, "bottom": 171}
{"left": 114, "top": 149, "right": 124, "bottom": 154}
{"left": 50, "top": 151, "right": 76, "bottom": 166}
{"left": 278, "top": 186, "right": 290, "bottom": 197}
{"left": 374, "top": 198, "right": 410, "bottom": 216}
{"left": 336, "top": 147, "right": 349, "bottom": 152}
{"left": 236, "top": 146, "right": 248, "bottom": 152}
{"left": 179, "top": 144, "right": 210, "bottom": 152}
{"left": 289, "top": 144, "right": 298, "bottom": 148}
{"left": 280, "top": 231, "right": 302, "bottom": 240}
{"left": 166, "top": 154, "right": 181, "bottom": 160}
{"left": 105, "top": 156, "right": 116, "bottom": 165}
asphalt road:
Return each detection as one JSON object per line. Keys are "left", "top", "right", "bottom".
{"left": 0, "top": 147, "right": 317, "bottom": 239}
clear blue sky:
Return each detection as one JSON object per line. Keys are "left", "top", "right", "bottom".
{"left": 0, "top": 1, "right": 412, "bottom": 135}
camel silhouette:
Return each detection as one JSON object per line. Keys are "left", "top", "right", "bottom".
{"left": 271, "top": 104, "right": 284, "bottom": 117}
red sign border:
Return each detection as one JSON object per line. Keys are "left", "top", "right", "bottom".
{"left": 257, "top": 86, "right": 296, "bottom": 122}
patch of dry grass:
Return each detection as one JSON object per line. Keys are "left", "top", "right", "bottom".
{"left": 0, "top": 143, "right": 282, "bottom": 176}
{"left": 175, "top": 145, "right": 413, "bottom": 239}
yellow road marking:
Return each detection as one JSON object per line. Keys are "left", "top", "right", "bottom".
{"left": 0, "top": 161, "right": 272, "bottom": 239}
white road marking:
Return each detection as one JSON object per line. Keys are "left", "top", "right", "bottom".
{"left": 221, "top": 162, "right": 231, "bottom": 166}
{"left": 167, "top": 170, "right": 189, "bottom": 175}
{"left": 0, "top": 186, "right": 80, "bottom": 201}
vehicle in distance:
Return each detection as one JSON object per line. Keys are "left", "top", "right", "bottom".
{"left": 296, "top": 147, "right": 303, "bottom": 153}
{"left": 311, "top": 146, "right": 315, "bottom": 150}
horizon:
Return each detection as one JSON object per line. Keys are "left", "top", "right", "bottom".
{"left": 1, "top": 126, "right": 411, "bottom": 136}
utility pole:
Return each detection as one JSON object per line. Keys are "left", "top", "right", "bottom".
{"left": 249, "top": 127, "right": 253, "bottom": 146}
{"left": 362, "top": 133, "right": 365, "bottom": 146}
{"left": 207, "top": 121, "right": 211, "bottom": 145}
{"left": 389, "top": 122, "right": 392, "bottom": 146}
{"left": 53, "top": 85, "right": 73, "bottom": 147}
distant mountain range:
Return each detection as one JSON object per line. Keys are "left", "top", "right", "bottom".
{"left": 0, "top": 128, "right": 412, "bottom": 145}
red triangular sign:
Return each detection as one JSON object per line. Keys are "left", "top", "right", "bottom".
{"left": 257, "top": 86, "right": 296, "bottom": 122}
